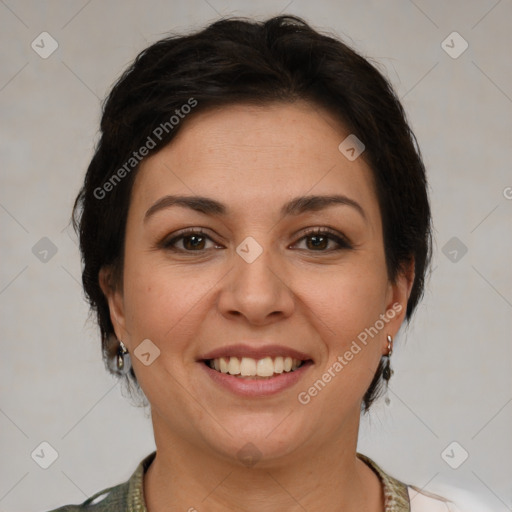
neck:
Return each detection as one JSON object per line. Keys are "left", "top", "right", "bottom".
{"left": 144, "top": 412, "right": 383, "bottom": 512}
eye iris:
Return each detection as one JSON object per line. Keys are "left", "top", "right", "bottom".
{"left": 307, "top": 234, "right": 328, "bottom": 250}
{"left": 184, "top": 235, "right": 205, "bottom": 250}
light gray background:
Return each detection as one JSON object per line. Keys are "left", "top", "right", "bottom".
{"left": 1, "top": 1, "right": 511, "bottom": 511}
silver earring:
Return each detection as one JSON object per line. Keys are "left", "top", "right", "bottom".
{"left": 116, "top": 340, "right": 132, "bottom": 375}
{"left": 383, "top": 334, "right": 394, "bottom": 405}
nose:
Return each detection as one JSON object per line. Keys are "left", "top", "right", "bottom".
{"left": 217, "top": 241, "right": 295, "bottom": 326}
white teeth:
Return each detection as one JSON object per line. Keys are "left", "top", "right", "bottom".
{"left": 209, "top": 356, "right": 304, "bottom": 377}
{"left": 228, "top": 357, "right": 241, "bottom": 375}
{"left": 256, "top": 357, "right": 274, "bottom": 377}
{"left": 219, "top": 357, "right": 229, "bottom": 373}
{"left": 274, "top": 356, "right": 284, "bottom": 373}
{"left": 240, "top": 357, "right": 257, "bottom": 376}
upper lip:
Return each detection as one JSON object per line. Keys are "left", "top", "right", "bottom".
{"left": 199, "top": 344, "right": 313, "bottom": 362}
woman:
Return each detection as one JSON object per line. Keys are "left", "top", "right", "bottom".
{"left": 48, "top": 14, "right": 460, "bottom": 512}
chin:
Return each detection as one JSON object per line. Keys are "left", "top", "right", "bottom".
{"left": 195, "top": 412, "right": 314, "bottom": 468}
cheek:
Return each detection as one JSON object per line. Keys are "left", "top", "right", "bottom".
{"left": 302, "top": 262, "right": 389, "bottom": 334}
{"left": 121, "top": 257, "right": 216, "bottom": 350}
{"left": 298, "top": 260, "right": 388, "bottom": 398}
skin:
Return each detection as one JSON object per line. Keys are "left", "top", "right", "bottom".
{"left": 100, "top": 101, "right": 414, "bottom": 512}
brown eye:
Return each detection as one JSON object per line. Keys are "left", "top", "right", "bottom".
{"left": 294, "top": 228, "right": 352, "bottom": 252}
{"left": 161, "top": 227, "right": 351, "bottom": 254}
{"left": 163, "top": 229, "right": 219, "bottom": 252}
{"left": 305, "top": 233, "right": 329, "bottom": 250}
{"left": 181, "top": 234, "right": 207, "bottom": 251}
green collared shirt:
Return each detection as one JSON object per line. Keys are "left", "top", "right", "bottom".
{"left": 47, "top": 451, "right": 411, "bottom": 511}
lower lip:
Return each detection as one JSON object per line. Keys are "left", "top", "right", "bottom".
{"left": 199, "top": 361, "right": 313, "bottom": 397}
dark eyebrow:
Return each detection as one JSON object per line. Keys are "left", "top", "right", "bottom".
{"left": 144, "top": 195, "right": 227, "bottom": 221}
{"left": 144, "top": 194, "right": 366, "bottom": 222}
{"left": 281, "top": 194, "right": 366, "bottom": 220}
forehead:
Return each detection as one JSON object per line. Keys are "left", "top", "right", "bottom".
{"left": 131, "top": 101, "right": 380, "bottom": 224}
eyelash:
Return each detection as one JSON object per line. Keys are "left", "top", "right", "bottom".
{"left": 161, "top": 227, "right": 352, "bottom": 254}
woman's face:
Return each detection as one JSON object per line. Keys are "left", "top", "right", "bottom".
{"left": 102, "top": 101, "right": 412, "bottom": 466}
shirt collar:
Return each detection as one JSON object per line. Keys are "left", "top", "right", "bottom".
{"left": 357, "top": 452, "right": 411, "bottom": 511}
{"left": 126, "top": 451, "right": 410, "bottom": 511}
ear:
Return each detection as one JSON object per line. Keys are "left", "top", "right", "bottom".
{"left": 99, "top": 266, "right": 128, "bottom": 343}
{"left": 384, "top": 258, "right": 415, "bottom": 340}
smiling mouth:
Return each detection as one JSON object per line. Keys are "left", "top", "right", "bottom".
{"left": 204, "top": 356, "right": 310, "bottom": 379}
